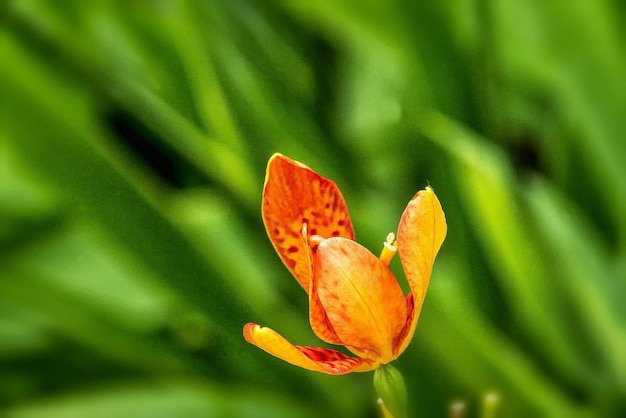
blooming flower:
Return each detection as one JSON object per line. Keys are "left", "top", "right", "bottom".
{"left": 243, "top": 153, "right": 446, "bottom": 374}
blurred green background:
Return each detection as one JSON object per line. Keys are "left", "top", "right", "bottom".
{"left": 1, "top": 1, "right": 625, "bottom": 417}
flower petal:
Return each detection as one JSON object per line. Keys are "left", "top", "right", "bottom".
{"left": 262, "top": 153, "right": 355, "bottom": 291}
{"left": 309, "top": 287, "right": 343, "bottom": 345}
{"left": 395, "top": 186, "right": 446, "bottom": 354}
{"left": 302, "top": 225, "right": 343, "bottom": 345}
{"left": 243, "top": 323, "right": 377, "bottom": 374}
{"left": 314, "top": 238, "right": 407, "bottom": 363}
{"left": 290, "top": 223, "right": 342, "bottom": 345}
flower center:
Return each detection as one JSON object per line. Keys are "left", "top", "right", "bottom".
{"left": 379, "top": 232, "right": 397, "bottom": 267}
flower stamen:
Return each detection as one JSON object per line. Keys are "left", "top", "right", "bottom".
{"left": 379, "top": 232, "right": 397, "bottom": 267}
{"left": 308, "top": 234, "right": 325, "bottom": 248}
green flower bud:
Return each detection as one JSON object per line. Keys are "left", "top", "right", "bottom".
{"left": 374, "top": 364, "right": 407, "bottom": 418}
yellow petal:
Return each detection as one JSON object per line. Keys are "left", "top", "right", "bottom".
{"left": 314, "top": 238, "right": 407, "bottom": 363}
{"left": 395, "top": 186, "right": 447, "bottom": 354}
{"left": 262, "top": 153, "right": 355, "bottom": 291}
{"left": 243, "top": 323, "right": 377, "bottom": 374}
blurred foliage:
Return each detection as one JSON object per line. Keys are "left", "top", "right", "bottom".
{"left": 1, "top": 1, "right": 625, "bottom": 417}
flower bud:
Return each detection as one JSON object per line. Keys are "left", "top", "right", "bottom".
{"left": 374, "top": 364, "right": 407, "bottom": 418}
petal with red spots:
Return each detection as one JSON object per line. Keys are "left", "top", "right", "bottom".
{"left": 243, "top": 323, "right": 376, "bottom": 375}
{"left": 297, "top": 346, "right": 378, "bottom": 375}
{"left": 262, "top": 154, "right": 355, "bottom": 291}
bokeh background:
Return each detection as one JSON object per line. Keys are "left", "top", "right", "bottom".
{"left": 2, "top": 1, "right": 625, "bottom": 417}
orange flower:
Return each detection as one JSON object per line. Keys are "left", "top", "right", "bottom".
{"left": 243, "top": 153, "right": 446, "bottom": 374}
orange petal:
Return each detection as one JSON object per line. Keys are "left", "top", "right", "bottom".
{"left": 243, "top": 323, "right": 377, "bottom": 374}
{"left": 395, "top": 186, "right": 446, "bottom": 354}
{"left": 313, "top": 238, "right": 407, "bottom": 363}
{"left": 262, "top": 154, "right": 355, "bottom": 291}
{"left": 309, "top": 278, "right": 343, "bottom": 345}
{"left": 302, "top": 225, "right": 343, "bottom": 345}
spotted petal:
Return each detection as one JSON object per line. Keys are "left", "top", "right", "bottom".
{"left": 262, "top": 153, "right": 355, "bottom": 291}
{"left": 243, "top": 323, "right": 377, "bottom": 374}
{"left": 395, "top": 186, "right": 446, "bottom": 354}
